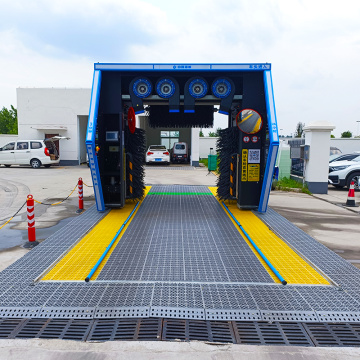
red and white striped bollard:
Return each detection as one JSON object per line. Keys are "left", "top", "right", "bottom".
{"left": 27, "top": 194, "right": 36, "bottom": 242}
{"left": 78, "top": 177, "right": 84, "bottom": 211}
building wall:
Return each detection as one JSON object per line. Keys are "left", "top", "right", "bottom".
{"left": 17, "top": 88, "right": 91, "bottom": 164}
{"left": 199, "top": 137, "right": 218, "bottom": 158}
{"left": 330, "top": 138, "right": 360, "bottom": 154}
{"left": 0, "top": 134, "right": 18, "bottom": 147}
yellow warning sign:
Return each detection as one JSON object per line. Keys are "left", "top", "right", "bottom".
{"left": 241, "top": 149, "right": 248, "bottom": 181}
{"left": 248, "top": 164, "right": 260, "bottom": 182}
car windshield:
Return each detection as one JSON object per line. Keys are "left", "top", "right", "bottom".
{"left": 175, "top": 144, "right": 185, "bottom": 149}
{"left": 149, "top": 146, "right": 166, "bottom": 151}
{"left": 330, "top": 147, "right": 341, "bottom": 155}
{"left": 353, "top": 156, "right": 360, "bottom": 162}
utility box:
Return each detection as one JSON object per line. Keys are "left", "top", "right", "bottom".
{"left": 208, "top": 154, "right": 217, "bottom": 171}
{"left": 300, "top": 145, "right": 310, "bottom": 160}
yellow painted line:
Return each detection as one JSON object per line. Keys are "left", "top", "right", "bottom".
{"left": 208, "top": 187, "right": 330, "bottom": 285}
{"left": 253, "top": 117, "right": 262, "bottom": 132}
{"left": 241, "top": 113, "right": 253, "bottom": 122}
{"left": 42, "top": 187, "right": 151, "bottom": 281}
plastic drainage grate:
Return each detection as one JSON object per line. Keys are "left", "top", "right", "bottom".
{"left": 162, "top": 319, "right": 236, "bottom": 343}
{"left": 0, "top": 318, "right": 25, "bottom": 338}
{"left": 13, "top": 319, "right": 92, "bottom": 341}
{"left": 303, "top": 323, "right": 360, "bottom": 347}
{"left": 87, "top": 318, "right": 162, "bottom": 342}
{"left": 2, "top": 317, "right": 360, "bottom": 346}
{"left": 233, "top": 321, "right": 313, "bottom": 346}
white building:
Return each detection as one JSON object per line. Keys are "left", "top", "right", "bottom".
{"left": 16, "top": 88, "right": 91, "bottom": 165}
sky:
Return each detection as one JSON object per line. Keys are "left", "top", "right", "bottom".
{"left": 0, "top": 0, "right": 360, "bottom": 137}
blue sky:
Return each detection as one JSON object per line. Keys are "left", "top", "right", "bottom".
{"left": 0, "top": 0, "right": 360, "bottom": 136}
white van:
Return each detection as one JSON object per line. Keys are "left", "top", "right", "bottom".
{"left": 0, "top": 138, "right": 62, "bottom": 168}
{"left": 171, "top": 142, "right": 189, "bottom": 163}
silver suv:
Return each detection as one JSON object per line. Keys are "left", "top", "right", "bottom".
{"left": 328, "top": 155, "right": 360, "bottom": 190}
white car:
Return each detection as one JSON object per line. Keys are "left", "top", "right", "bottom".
{"left": 0, "top": 138, "right": 63, "bottom": 168}
{"left": 328, "top": 155, "right": 360, "bottom": 190}
{"left": 146, "top": 145, "right": 170, "bottom": 165}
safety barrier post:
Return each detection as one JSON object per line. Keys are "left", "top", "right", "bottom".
{"left": 25, "top": 194, "right": 38, "bottom": 248}
{"left": 77, "top": 177, "right": 84, "bottom": 212}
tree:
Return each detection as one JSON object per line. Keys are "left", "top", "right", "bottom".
{"left": 199, "top": 129, "right": 204, "bottom": 137}
{"left": 341, "top": 131, "right": 352, "bottom": 138}
{"left": 294, "top": 122, "right": 305, "bottom": 138}
{"left": 331, "top": 134, "right": 335, "bottom": 138}
{"left": 208, "top": 127, "right": 222, "bottom": 137}
{"left": 0, "top": 105, "right": 18, "bottom": 134}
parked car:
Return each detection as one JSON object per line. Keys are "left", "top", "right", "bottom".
{"left": 171, "top": 142, "right": 189, "bottom": 163}
{"left": 0, "top": 137, "right": 65, "bottom": 168}
{"left": 329, "top": 151, "right": 360, "bottom": 163}
{"left": 328, "top": 155, "right": 360, "bottom": 190}
{"left": 330, "top": 146, "right": 342, "bottom": 156}
{"left": 145, "top": 145, "right": 170, "bottom": 165}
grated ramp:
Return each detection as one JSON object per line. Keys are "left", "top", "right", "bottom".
{"left": 97, "top": 185, "right": 273, "bottom": 283}
{"left": 0, "top": 186, "right": 360, "bottom": 322}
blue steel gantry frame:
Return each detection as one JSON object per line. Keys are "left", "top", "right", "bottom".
{"left": 85, "top": 63, "right": 279, "bottom": 213}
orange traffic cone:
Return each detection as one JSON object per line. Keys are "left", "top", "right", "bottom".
{"left": 345, "top": 181, "right": 359, "bottom": 207}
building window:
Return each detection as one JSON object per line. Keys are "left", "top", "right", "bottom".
{"left": 160, "top": 131, "right": 179, "bottom": 150}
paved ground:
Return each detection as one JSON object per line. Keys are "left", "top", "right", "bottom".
{"left": 0, "top": 339, "right": 359, "bottom": 360}
{"left": 0, "top": 165, "right": 360, "bottom": 357}
{"left": 269, "top": 188, "right": 360, "bottom": 269}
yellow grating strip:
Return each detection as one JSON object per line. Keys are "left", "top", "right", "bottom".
{"left": 208, "top": 187, "right": 329, "bottom": 285}
{"left": 42, "top": 186, "right": 151, "bottom": 281}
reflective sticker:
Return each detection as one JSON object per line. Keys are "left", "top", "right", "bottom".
{"left": 248, "top": 164, "right": 260, "bottom": 182}
{"left": 241, "top": 149, "right": 248, "bottom": 181}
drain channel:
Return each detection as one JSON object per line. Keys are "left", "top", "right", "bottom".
{"left": 1, "top": 317, "right": 360, "bottom": 346}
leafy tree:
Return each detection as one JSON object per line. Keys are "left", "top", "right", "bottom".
{"left": 341, "top": 131, "right": 352, "bottom": 138}
{"left": 0, "top": 106, "right": 18, "bottom": 134}
{"left": 331, "top": 134, "right": 335, "bottom": 138}
{"left": 199, "top": 129, "right": 204, "bottom": 137}
{"left": 294, "top": 122, "right": 305, "bottom": 138}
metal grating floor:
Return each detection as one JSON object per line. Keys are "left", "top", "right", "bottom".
{"left": 1, "top": 317, "right": 360, "bottom": 346}
{"left": 97, "top": 185, "right": 273, "bottom": 283}
{"left": 0, "top": 185, "right": 360, "bottom": 322}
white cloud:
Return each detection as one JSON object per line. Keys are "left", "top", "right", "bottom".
{"left": 0, "top": 0, "right": 360, "bottom": 136}
{"left": 0, "top": 29, "right": 92, "bottom": 107}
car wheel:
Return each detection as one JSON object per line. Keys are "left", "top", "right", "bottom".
{"left": 44, "top": 164, "right": 51, "bottom": 168}
{"left": 346, "top": 172, "right": 360, "bottom": 190}
{"left": 4, "top": 165, "right": 11, "bottom": 168}
{"left": 30, "top": 159, "right": 42, "bottom": 169}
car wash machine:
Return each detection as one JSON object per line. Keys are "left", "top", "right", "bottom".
{"left": 86, "top": 63, "right": 279, "bottom": 212}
